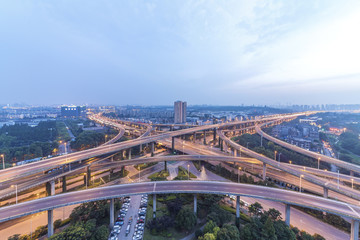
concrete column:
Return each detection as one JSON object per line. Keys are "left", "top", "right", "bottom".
{"left": 194, "top": 194, "right": 197, "bottom": 214}
{"left": 140, "top": 144, "right": 143, "bottom": 152}
{"left": 110, "top": 156, "right": 114, "bottom": 162}
{"left": 203, "top": 130, "right": 206, "bottom": 145}
{"left": 350, "top": 170, "right": 354, "bottom": 177}
{"left": 213, "top": 129, "right": 217, "bottom": 141}
{"left": 48, "top": 210, "right": 54, "bottom": 237}
{"left": 236, "top": 196, "right": 240, "bottom": 219}
{"left": 87, "top": 166, "right": 91, "bottom": 186}
{"left": 50, "top": 180, "right": 55, "bottom": 196}
{"left": 171, "top": 137, "right": 175, "bottom": 154}
{"left": 151, "top": 142, "right": 154, "bottom": 157}
{"left": 285, "top": 204, "right": 290, "bottom": 226}
{"left": 323, "top": 187, "right": 328, "bottom": 198}
{"left": 153, "top": 194, "right": 156, "bottom": 218}
{"left": 62, "top": 176, "right": 66, "bottom": 192}
{"left": 218, "top": 137, "right": 221, "bottom": 146}
{"left": 220, "top": 140, "right": 223, "bottom": 151}
{"left": 262, "top": 163, "right": 267, "bottom": 181}
{"left": 234, "top": 149, "right": 237, "bottom": 157}
{"left": 193, "top": 133, "right": 196, "bottom": 143}
{"left": 351, "top": 219, "right": 359, "bottom": 240}
{"left": 110, "top": 198, "right": 114, "bottom": 228}
{"left": 128, "top": 148, "right": 132, "bottom": 160}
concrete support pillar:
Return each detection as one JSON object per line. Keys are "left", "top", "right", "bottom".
{"left": 234, "top": 149, "right": 237, "bottom": 157}
{"left": 193, "top": 133, "right": 196, "bottom": 143}
{"left": 350, "top": 170, "right": 354, "bottom": 177}
{"left": 110, "top": 156, "right": 114, "bottom": 162}
{"left": 87, "top": 166, "right": 91, "bottom": 186}
{"left": 50, "top": 180, "right": 55, "bottom": 196}
{"left": 285, "top": 204, "right": 290, "bottom": 226}
{"left": 171, "top": 137, "right": 175, "bottom": 154}
{"left": 203, "top": 130, "right": 206, "bottom": 145}
{"left": 47, "top": 210, "right": 53, "bottom": 237}
{"left": 110, "top": 198, "right": 114, "bottom": 228}
{"left": 128, "top": 148, "right": 132, "bottom": 160}
{"left": 151, "top": 142, "right": 155, "bottom": 157}
{"left": 351, "top": 219, "right": 359, "bottom": 240}
{"left": 220, "top": 140, "right": 223, "bottom": 151}
{"left": 213, "top": 129, "right": 217, "bottom": 142}
{"left": 323, "top": 187, "right": 328, "bottom": 198}
{"left": 194, "top": 194, "right": 197, "bottom": 214}
{"left": 236, "top": 196, "right": 240, "bottom": 219}
{"left": 153, "top": 194, "right": 156, "bottom": 218}
{"left": 62, "top": 176, "right": 66, "bottom": 192}
{"left": 262, "top": 163, "right": 267, "bottom": 181}
{"left": 218, "top": 137, "right": 221, "bottom": 146}
{"left": 170, "top": 126, "right": 173, "bottom": 131}
{"left": 140, "top": 144, "right": 143, "bottom": 152}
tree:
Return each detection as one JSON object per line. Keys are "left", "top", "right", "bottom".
{"left": 261, "top": 217, "right": 277, "bottom": 240}
{"left": 216, "top": 224, "right": 240, "bottom": 240}
{"left": 198, "top": 233, "right": 216, "bottom": 240}
{"left": 175, "top": 208, "right": 197, "bottom": 231}
{"left": 203, "top": 220, "right": 217, "bottom": 234}
{"left": 166, "top": 197, "right": 183, "bottom": 216}
{"left": 264, "top": 208, "right": 282, "bottom": 221}
{"left": 91, "top": 225, "right": 109, "bottom": 240}
{"left": 249, "top": 202, "right": 263, "bottom": 217}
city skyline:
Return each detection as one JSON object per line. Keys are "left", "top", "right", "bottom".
{"left": 1, "top": 1, "right": 360, "bottom": 106}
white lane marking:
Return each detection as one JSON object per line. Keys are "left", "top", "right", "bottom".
{"left": 346, "top": 203, "right": 360, "bottom": 218}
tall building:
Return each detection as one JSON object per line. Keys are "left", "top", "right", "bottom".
{"left": 61, "top": 105, "right": 86, "bottom": 118}
{"left": 174, "top": 101, "right": 187, "bottom": 123}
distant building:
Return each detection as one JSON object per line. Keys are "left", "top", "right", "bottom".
{"left": 61, "top": 105, "right": 86, "bottom": 118}
{"left": 174, "top": 101, "right": 187, "bottom": 123}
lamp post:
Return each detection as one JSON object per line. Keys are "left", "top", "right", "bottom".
{"left": 11, "top": 185, "right": 18, "bottom": 204}
{"left": 274, "top": 151, "right": 277, "bottom": 161}
{"left": 187, "top": 164, "right": 190, "bottom": 180}
{"left": 238, "top": 167, "right": 241, "bottom": 183}
{"left": 299, "top": 175, "right": 304, "bottom": 192}
{"left": 1, "top": 154, "right": 4, "bottom": 169}
{"left": 278, "top": 153, "right": 282, "bottom": 163}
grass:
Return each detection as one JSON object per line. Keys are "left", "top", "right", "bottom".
{"left": 148, "top": 170, "right": 170, "bottom": 180}
{"left": 174, "top": 166, "right": 197, "bottom": 180}
{"left": 135, "top": 162, "right": 157, "bottom": 170}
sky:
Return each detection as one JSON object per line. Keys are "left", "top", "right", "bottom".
{"left": 1, "top": 0, "right": 360, "bottom": 106}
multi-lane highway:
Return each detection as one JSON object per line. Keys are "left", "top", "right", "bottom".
{"left": 0, "top": 181, "right": 359, "bottom": 223}
{"left": 256, "top": 123, "right": 360, "bottom": 174}
{"left": 217, "top": 130, "right": 360, "bottom": 201}
{"left": 0, "top": 113, "right": 302, "bottom": 183}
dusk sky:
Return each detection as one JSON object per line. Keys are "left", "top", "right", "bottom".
{"left": 1, "top": 1, "right": 360, "bottom": 106}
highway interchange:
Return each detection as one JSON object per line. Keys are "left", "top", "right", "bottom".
{"left": 1, "top": 112, "right": 360, "bottom": 239}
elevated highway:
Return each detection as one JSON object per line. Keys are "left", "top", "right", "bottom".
{"left": 256, "top": 123, "right": 360, "bottom": 175}
{"left": 0, "top": 113, "right": 304, "bottom": 183}
{"left": 0, "top": 181, "right": 359, "bottom": 239}
{"left": 217, "top": 130, "right": 360, "bottom": 201}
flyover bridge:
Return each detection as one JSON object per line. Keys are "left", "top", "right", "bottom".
{"left": 0, "top": 181, "right": 359, "bottom": 239}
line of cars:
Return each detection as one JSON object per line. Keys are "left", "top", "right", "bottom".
{"left": 109, "top": 196, "right": 131, "bottom": 240}
{"left": 132, "top": 194, "right": 148, "bottom": 240}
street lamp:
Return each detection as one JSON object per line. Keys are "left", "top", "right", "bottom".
{"left": 238, "top": 167, "right": 241, "bottom": 183}
{"left": 299, "top": 175, "right": 304, "bottom": 192}
{"left": 187, "top": 164, "right": 190, "bottom": 180}
{"left": 274, "top": 151, "right": 277, "bottom": 161}
{"left": 11, "top": 185, "right": 18, "bottom": 204}
{"left": 1, "top": 154, "right": 5, "bottom": 169}
{"left": 289, "top": 160, "right": 292, "bottom": 165}
{"left": 278, "top": 153, "right": 282, "bottom": 163}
